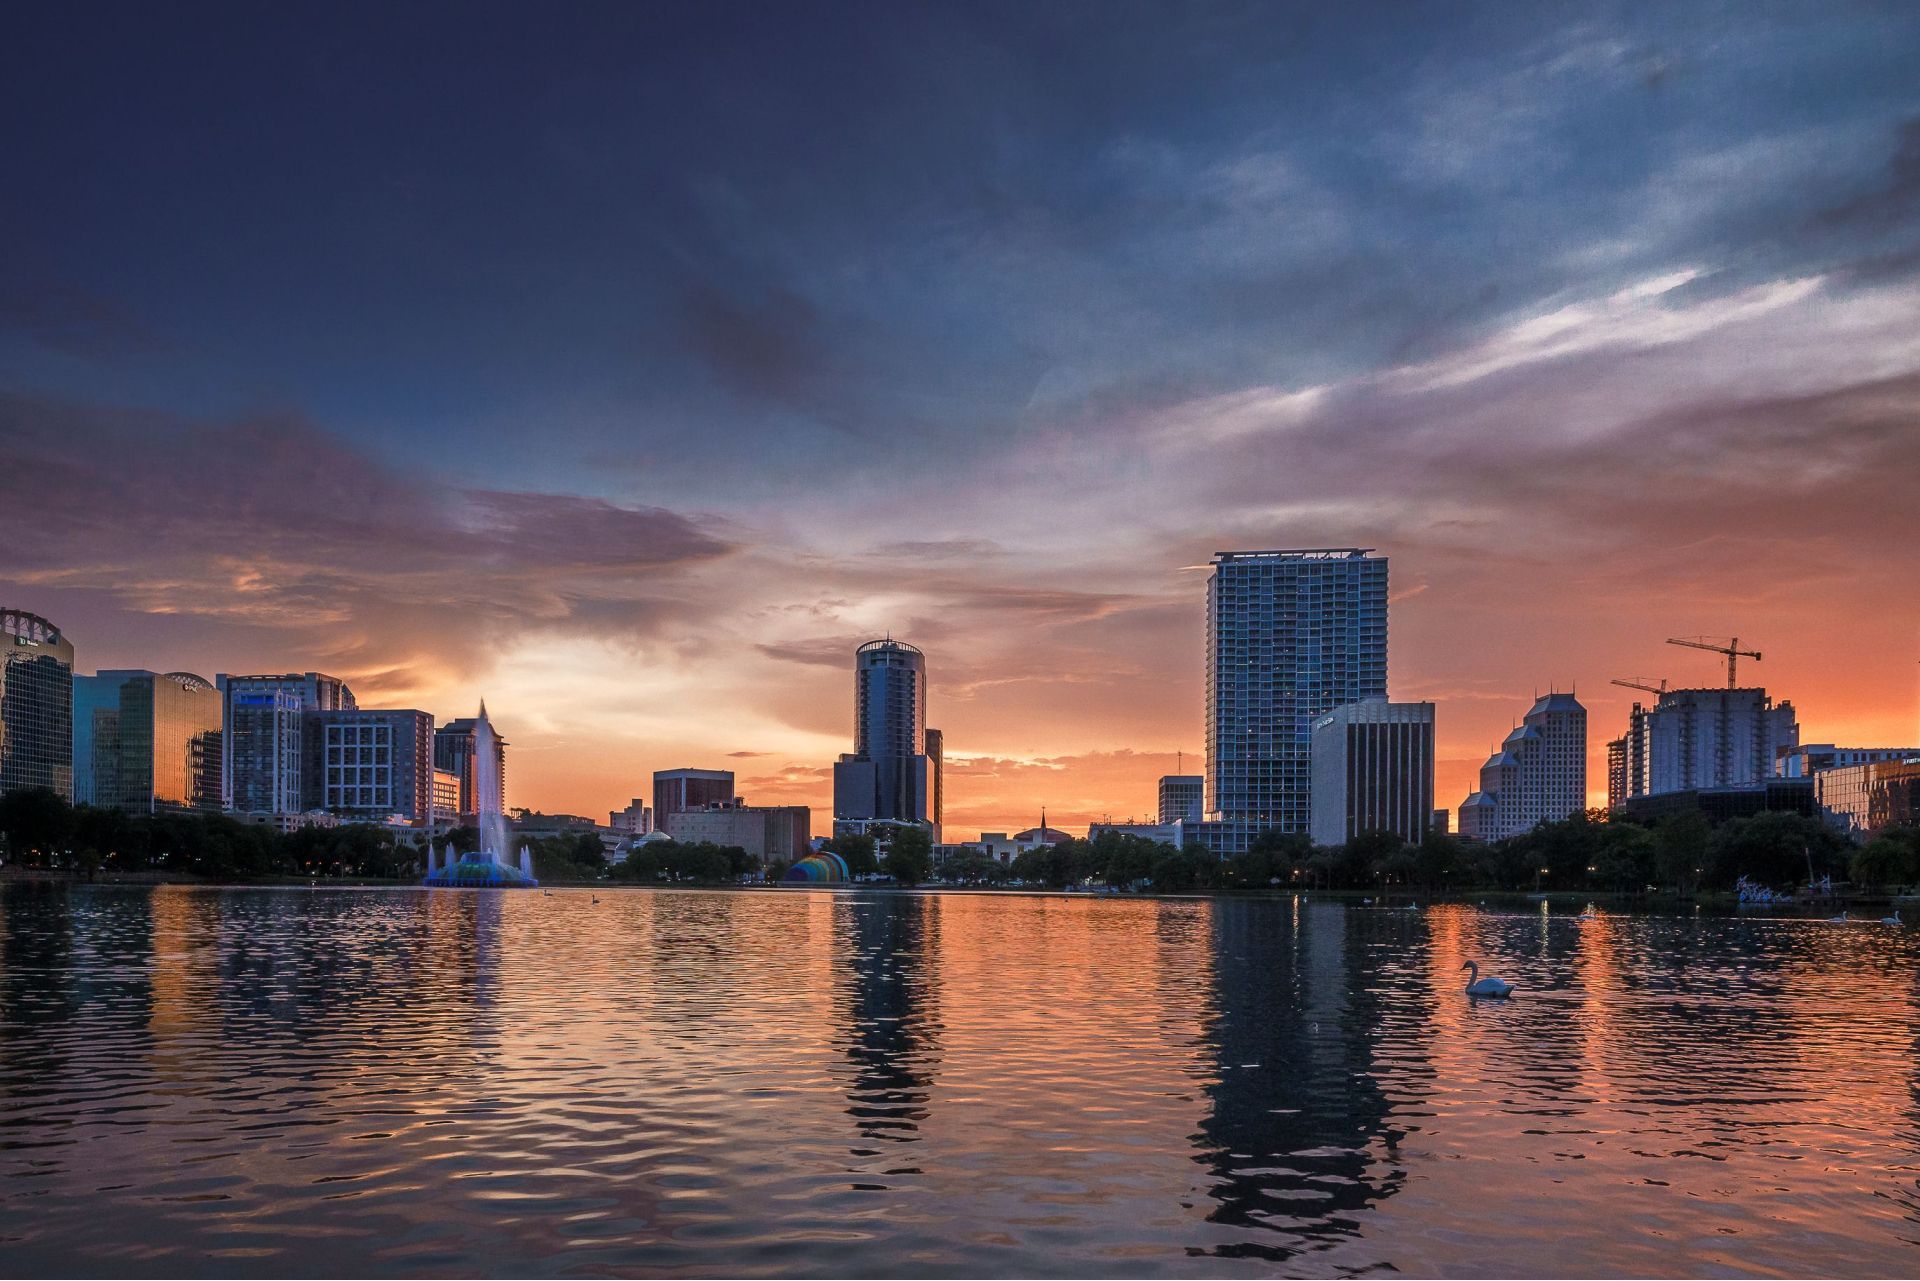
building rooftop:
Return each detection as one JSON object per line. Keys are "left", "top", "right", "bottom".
{"left": 1212, "top": 548, "right": 1377, "bottom": 563}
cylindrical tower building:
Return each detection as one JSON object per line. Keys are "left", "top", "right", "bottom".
{"left": 853, "top": 639, "right": 925, "bottom": 762}
{"left": 834, "top": 639, "right": 940, "bottom": 839}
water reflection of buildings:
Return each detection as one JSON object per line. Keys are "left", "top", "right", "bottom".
{"left": 1198, "top": 899, "right": 1406, "bottom": 1262}
{"left": 835, "top": 894, "right": 942, "bottom": 1162}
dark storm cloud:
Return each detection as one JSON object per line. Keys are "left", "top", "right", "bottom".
{"left": 0, "top": 278, "right": 163, "bottom": 360}
{"left": 1818, "top": 116, "right": 1920, "bottom": 230}
{"left": 674, "top": 282, "right": 830, "bottom": 408}
{"left": 0, "top": 393, "right": 734, "bottom": 676}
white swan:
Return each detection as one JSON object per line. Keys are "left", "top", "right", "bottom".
{"left": 1882, "top": 909, "right": 1902, "bottom": 925}
{"left": 1829, "top": 911, "right": 1849, "bottom": 922}
{"left": 1461, "top": 961, "right": 1514, "bottom": 998}
{"left": 1578, "top": 903, "right": 1598, "bottom": 920}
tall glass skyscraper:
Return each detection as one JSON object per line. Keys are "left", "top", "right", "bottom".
{"left": 0, "top": 609, "right": 75, "bottom": 801}
{"left": 833, "top": 639, "right": 941, "bottom": 839}
{"left": 1206, "top": 549, "right": 1388, "bottom": 846}
{"left": 71, "top": 670, "right": 223, "bottom": 812}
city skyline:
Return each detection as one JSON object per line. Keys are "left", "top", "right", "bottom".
{"left": 5, "top": 5, "right": 1920, "bottom": 836}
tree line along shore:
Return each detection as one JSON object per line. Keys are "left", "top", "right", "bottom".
{"left": 3, "top": 787, "right": 1917, "bottom": 902}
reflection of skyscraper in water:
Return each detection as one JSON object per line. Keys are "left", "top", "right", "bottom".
{"left": 835, "top": 895, "right": 941, "bottom": 1161}
{"left": 1196, "top": 900, "right": 1402, "bottom": 1261}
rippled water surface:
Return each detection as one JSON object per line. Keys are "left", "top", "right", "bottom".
{"left": 3, "top": 885, "right": 1919, "bottom": 1277}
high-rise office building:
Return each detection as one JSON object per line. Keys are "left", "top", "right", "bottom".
{"left": 832, "top": 639, "right": 941, "bottom": 839}
{"left": 72, "top": 670, "right": 223, "bottom": 812}
{"left": 1457, "top": 693, "right": 1587, "bottom": 841}
{"left": 311, "top": 708, "right": 435, "bottom": 823}
{"left": 1158, "top": 774, "right": 1204, "bottom": 825}
{"left": 1308, "top": 698, "right": 1435, "bottom": 847}
{"left": 653, "top": 768, "right": 734, "bottom": 822}
{"left": 1615, "top": 687, "right": 1798, "bottom": 801}
{"left": 924, "top": 727, "right": 943, "bottom": 833}
{"left": 436, "top": 712, "right": 507, "bottom": 819}
{"left": 219, "top": 672, "right": 355, "bottom": 816}
{"left": 1, "top": 609, "right": 75, "bottom": 801}
{"left": 1205, "top": 549, "right": 1388, "bottom": 850}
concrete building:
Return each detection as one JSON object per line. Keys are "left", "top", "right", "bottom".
{"left": 1308, "top": 697, "right": 1435, "bottom": 847}
{"left": 1205, "top": 549, "right": 1387, "bottom": 851}
{"left": 832, "top": 639, "right": 941, "bottom": 840}
{"left": 1158, "top": 774, "right": 1204, "bottom": 825}
{"left": 1, "top": 608, "right": 74, "bottom": 801}
{"left": 609, "top": 798, "right": 653, "bottom": 836}
{"left": 1616, "top": 687, "right": 1798, "bottom": 800}
{"left": 663, "top": 799, "right": 811, "bottom": 864}
{"left": 1087, "top": 820, "right": 1188, "bottom": 847}
{"left": 1457, "top": 692, "right": 1586, "bottom": 842}
{"left": 72, "top": 670, "right": 223, "bottom": 812}
{"left": 218, "top": 671, "right": 355, "bottom": 817}
{"left": 1780, "top": 744, "right": 1920, "bottom": 779}
{"left": 311, "top": 709, "right": 435, "bottom": 823}
{"left": 436, "top": 714, "right": 507, "bottom": 820}
{"left": 653, "top": 768, "right": 734, "bottom": 823}
{"left": 431, "top": 768, "right": 462, "bottom": 821}
{"left": 1816, "top": 758, "right": 1920, "bottom": 839}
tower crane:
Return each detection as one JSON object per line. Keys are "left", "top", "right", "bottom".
{"left": 1665, "top": 636, "right": 1761, "bottom": 688}
{"left": 1610, "top": 677, "right": 1669, "bottom": 697}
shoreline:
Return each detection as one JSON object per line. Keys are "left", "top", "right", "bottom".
{"left": 7, "top": 869, "right": 1910, "bottom": 913}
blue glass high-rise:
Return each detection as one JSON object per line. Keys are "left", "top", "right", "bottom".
{"left": 1205, "top": 549, "right": 1388, "bottom": 849}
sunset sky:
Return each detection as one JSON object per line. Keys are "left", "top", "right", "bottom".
{"left": 4, "top": 3, "right": 1919, "bottom": 836}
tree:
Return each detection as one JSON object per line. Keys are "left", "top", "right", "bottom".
{"left": 1706, "top": 811, "right": 1848, "bottom": 890}
{"left": 1338, "top": 829, "right": 1403, "bottom": 888}
{"left": 826, "top": 833, "right": 878, "bottom": 877}
{"left": 0, "top": 787, "right": 75, "bottom": 865}
{"left": 1652, "top": 810, "right": 1710, "bottom": 892}
{"left": 886, "top": 825, "right": 933, "bottom": 885}
{"left": 1851, "top": 830, "right": 1920, "bottom": 889}
{"left": 1590, "top": 822, "right": 1656, "bottom": 892}
{"left": 1414, "top": 833, "right": 1465, "bottom": 891}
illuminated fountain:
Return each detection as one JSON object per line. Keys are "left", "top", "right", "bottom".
{"left": 423, "top": 701, "right": 538, "bottom": 889}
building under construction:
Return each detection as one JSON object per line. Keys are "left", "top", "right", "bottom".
{"left": 1607, "top": 686, "right": 1799, "bottom": 807}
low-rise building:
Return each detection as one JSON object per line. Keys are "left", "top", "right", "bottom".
{"left": 610, "top": 798, "right": 653, "bottom": 835}
{"left": 1157, "top": 775, "right": 1203, "bottom": 825}
{"left": 1781, "top": 744, "right": 1920, "bottom": 779}
{"left": 1816, "top": 758, "right": 1920, "bottom": 839}
{"left": 664, "top": 799, "right": 811, "bottom": 865}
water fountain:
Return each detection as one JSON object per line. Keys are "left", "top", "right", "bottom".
{"left": 423, "top": 701, "right": 539, "bottom": 888}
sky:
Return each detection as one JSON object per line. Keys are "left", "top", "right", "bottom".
{"left": 4, "top": 1, "right": 1919, "bottom": 836}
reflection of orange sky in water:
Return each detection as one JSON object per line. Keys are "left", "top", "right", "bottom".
{"left": 1361, "top": 905, "right": 1920, "bottom": 1275}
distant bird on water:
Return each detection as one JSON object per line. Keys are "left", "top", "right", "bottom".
{"left": 591, "top": 895, "right": 600, "bottom": 905}
{"left": 1882, "top": 909, "right": 1903, "bottom": 925}
{"left": 1829, "top": 911, "right": 1850, "bottom": 922}
{"left": 1461, "top": 961, "right": 1514, "bottom": 998}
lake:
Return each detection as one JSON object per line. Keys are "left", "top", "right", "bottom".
{"left": 1, "top": 884, "right": 1916, "bottom": 1277}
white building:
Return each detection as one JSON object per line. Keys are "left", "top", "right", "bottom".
{"left": 609, "top": 798, "right": 652, "bottom": 835}
{"left": 1458, "top": 692, "right": 1586, "bottom": 842}
{"left": 1309, "top": 697, "right": 1435, "bottom": 847}
{"left": 1778, "top": 744, "right": 1919, "bottom": 778}
{"left": 1618, "top": 687, "right": 1797, "bottom": 799}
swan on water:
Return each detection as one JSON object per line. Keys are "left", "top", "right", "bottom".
{"left": 1828, "top": 911, "right": 1849, "bottom": 922}
{"left": 1882, "top": 909, "right": 1903, "bottom": 925}
{"left": 1461, "top": 961, "right": 1514, "bottom": 998}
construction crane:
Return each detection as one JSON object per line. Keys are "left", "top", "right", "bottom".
{"left": 1665, "top": 636, "right": 1761, "bottom": 688}
{"left": 1610, "top": 677, "right": 1669, "bottom": 697}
